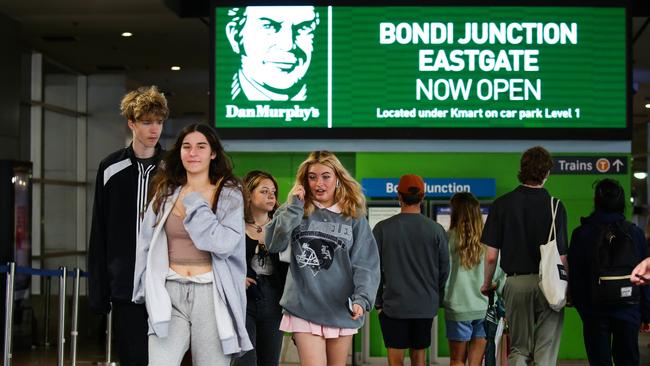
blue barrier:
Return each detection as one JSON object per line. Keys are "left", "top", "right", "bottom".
{"left": 16, "top": 267, "right": 63, "bottom": 277}
{"left": 0, "top": 265, "right": 87, "bottom": 278}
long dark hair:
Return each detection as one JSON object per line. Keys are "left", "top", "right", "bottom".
{"left": 149, "top": 123, "right": 239, "bottom": 214}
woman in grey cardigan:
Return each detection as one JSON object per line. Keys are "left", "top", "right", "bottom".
{"left": 265, "top": 150, "right": 380, "bottom": 366}
{"left": 132, "top": 123, "right": 251, "bottom": 365}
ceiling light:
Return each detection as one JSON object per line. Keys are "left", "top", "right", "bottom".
{"left": 645, "top": 103, "right": 650, "bottom": 109}
{"left": 171, "top": 66, "right": 181, "bottom": 71}
{"left": 121, "top": 32, "right": 133, "bottom": 37}
{"left": 633, "top": 172, "right": 647, "bottom": 179}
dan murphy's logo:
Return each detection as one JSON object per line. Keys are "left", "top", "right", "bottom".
{"left": 225, "top": 6, "right": 320, "bottom": 102}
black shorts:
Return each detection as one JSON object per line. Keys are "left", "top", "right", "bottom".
{"left": 378, "top": 312, "right": 433, "bottom": 349}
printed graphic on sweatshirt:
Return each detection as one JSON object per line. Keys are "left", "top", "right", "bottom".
{"left": 292, "top": 220, "right": 352, "bottom": 276}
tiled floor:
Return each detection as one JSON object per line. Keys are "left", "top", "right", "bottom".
{"left": 8, "top": 332, "right": 650, "bottom": 365}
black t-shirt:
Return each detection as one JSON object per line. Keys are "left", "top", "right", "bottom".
{"left": 481, "top": 185, "right": 568, "bottom": 275}
{"left": 135, "top": 156, "right": 157, "bottom": 170}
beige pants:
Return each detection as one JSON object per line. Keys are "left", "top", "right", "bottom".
{"left": 502, "top": 274, "right": 564, "bottom": 366}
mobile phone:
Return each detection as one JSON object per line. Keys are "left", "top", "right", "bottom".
{"left": 346, "top": 298, "right": 355, "bottom": 316}
{"left": 636, "top": 273, "right": 650, "bottom": 282}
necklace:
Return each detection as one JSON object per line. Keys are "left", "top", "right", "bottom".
{"left": 248, "top": 217, "right": 270, "bottom": 233}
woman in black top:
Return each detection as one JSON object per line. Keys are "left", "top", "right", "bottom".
{"left": 233, "top": 170, "right": 288, "bottom": 366}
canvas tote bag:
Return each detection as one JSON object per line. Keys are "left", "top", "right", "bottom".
{"left": 538, "top": 197, "right": 568, "bottom": 311}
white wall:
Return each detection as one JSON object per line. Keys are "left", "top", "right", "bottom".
{"left": 86, "top": 74, "right": 128, "bottom": 248}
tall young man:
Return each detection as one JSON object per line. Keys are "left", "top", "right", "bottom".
{"left": 373, "top": 174, "right": 449, "bottom": 366}
{"left": 481, "top": 146, "right": 568, "bottom": 366}
{"left": 88, "top": 86, "right": 168, "bottom": 366}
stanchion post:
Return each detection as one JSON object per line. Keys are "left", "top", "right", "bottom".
{"left": 69, "top": 268, "right": 80, "bottom": 366}
{"left": 57, "top": 267, "right": 67, "bottom": 366}
{"left": 43, "top": 276, "right": 51, "bottom": 347}
{"left": 106, "top": 310, "right": 111, "bottom": 363}
{"left": 99, "top": 309, "right": 117, "bottom": 366}
{"left": 4, "top": 262, "right": 16, "bottom": 366}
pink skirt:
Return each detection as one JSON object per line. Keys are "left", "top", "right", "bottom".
{"left": 279, "top": 314, "right": 358, "bottom": 339}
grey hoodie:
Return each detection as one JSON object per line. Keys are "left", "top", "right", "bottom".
{"left": 265, "top": 197, "right": 380, "bottom": 329}
{"left": 132, "top": 185, "right": 252, "bottom": 356}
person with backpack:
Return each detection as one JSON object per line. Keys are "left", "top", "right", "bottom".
{"left": 568, "top": 178, "right": 650, "bottom": 366}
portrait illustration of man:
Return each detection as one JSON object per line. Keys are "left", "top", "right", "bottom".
{"left": 226, "top": 6, "right": 320, "bottom": 101}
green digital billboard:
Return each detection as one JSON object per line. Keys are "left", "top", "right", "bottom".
{"left": 212, "top": 5, "right": 628, "bottom": 139}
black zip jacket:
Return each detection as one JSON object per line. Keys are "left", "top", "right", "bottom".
{"left": 87, "top": 143, "right": 163, "bottom": 314}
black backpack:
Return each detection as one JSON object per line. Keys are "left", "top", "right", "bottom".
{"left": 590, "top": 221, "right": 640, "bottom": 306}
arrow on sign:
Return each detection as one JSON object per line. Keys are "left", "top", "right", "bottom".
{"left": 612, "top": 159, "right": 624, "bottom": 172}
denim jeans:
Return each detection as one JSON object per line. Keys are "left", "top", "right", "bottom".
{"left": 232, "top": 275, "right": 284, "bottom": 366}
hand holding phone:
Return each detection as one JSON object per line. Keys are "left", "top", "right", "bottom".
{"left": 631, "top": 258, "right": 650, "bottom": 285}
{"left": 635, "top": 273, "right": 650, "bottom": 282}
{"left": 347, "top": 298, "right": 364, "bottom": 320}
{"left": 346, "top": 298, "right": 355, "bottom": 316}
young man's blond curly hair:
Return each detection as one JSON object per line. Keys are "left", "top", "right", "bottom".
{"left": 120, "top": 85, "right": 169, "bottom": 121}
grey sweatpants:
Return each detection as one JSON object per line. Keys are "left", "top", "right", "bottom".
{"left": 148, "top": 280, "right": 230, "bottom": 366}
{"left": 502, "top": 274, "right": 564, "bottom": 366}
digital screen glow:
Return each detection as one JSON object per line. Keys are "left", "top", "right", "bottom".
{"left": 212, "top": 6, "right": 627, "bottom": 137}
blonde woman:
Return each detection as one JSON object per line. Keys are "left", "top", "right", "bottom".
{"left": 265, "top": 151, "right": 380, "bottom": 366}
{"left": 444, "top": 192, "right": 504, "bottom": 366}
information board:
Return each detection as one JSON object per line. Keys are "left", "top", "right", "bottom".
{"left": 212, "top": 5, "right": 627, "bottom": 139}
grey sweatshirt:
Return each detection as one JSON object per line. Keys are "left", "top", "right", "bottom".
{"left": 265, "top": 197, "right": 380, "bottom": 329}
{"left": 132, "top": 186, "right": 252, "bottom": 356}
{"left": 373, "top": 213, "right": 449, "bottom": 318}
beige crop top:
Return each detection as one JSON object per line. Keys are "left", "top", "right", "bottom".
{"left": 165, "top": 213, "right": 211, "bottom": 265}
